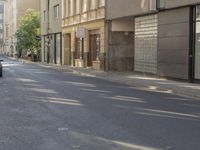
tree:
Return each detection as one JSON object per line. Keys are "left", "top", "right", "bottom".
{"left": 16, "top": 9, "right": 41, "bottom": 60}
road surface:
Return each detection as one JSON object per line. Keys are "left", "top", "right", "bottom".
{"left": 0, "top": 58, "right": 200, "bottom": 150}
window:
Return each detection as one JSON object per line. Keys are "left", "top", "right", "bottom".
{"left": 99, "top": 0, "right": 105, "bottom": 7}
{"left": 69, "top": 0, "right": 75, "bottom": 16}
{"left": 62, "top": 0, "right": 66, "bottom": 18}
{"left": 82, "top": 0, "right": 88, "bottom": 12}
{"left": 43, "top": 11, "right": 46, "bottom": 22}
{"left": 0, "top": 24, "right": 3, "bottom": 30}
{"left": 65, "top": 0, "right": 69, "bottom": 17}
{"left": 157, "top": 0, "right": 165, "bottom": 9}
{"left": 6, "top": 26, "right": 9, "bottom": 38}
{"left": 54, "top": 5, "right": 59, "bottom": 18}
{"left": 76, "top": 0, "right": 82, "bottom": 14}
{"left": 90, "top": 0, "right": 98, "bottom": 10}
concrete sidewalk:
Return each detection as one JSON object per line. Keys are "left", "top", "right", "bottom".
{"left": 9, "top": 57, "right": 200, "bottom": 100}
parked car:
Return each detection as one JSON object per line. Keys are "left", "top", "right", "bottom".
{"left": 0, "top": 59, "right": 3, "bottom": 77}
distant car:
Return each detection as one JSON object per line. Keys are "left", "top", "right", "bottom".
{"left": 0, "top": 59, "right": 3, "bottom": 77}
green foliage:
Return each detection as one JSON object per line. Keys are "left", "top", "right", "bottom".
{"left": 16, "top": 9, "right": 41, "bottom": 58}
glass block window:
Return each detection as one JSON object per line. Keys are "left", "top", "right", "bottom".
{"left": 134, "top": 14, "right": 158, "bottom": 74}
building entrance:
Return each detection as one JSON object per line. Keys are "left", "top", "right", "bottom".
{"left": 63, "top": 34, "right": 71, "bottom": 65}
{"left": 88, "top": 34, "right": 100, "bottom": 67}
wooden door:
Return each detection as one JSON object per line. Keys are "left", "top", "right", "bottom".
{"left": 64, "top": 34, "right": 71, "bottom": 65}
{"left": 89, "top": 34, "right": 99, "bottom": 66}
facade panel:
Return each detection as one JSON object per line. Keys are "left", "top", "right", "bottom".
{"left": 158, "top": 7, "right": 190, "bottom": 79}
{"left": 106, "top": 0, "right": 156, "bottom": 20}
{"left": 164, "top": 0, "right": 200, "bottom": 9}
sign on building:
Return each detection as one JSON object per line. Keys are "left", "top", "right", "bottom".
{"left": 76, "top": 27, "right": 85, "bottom": 38}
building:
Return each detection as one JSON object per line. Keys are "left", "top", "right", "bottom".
{"left": 61, "top": 0, "right": 105, "bottom": 70}
{"left": 4, "top": 0, "right": 40, "bottom": 57}
{"left": 41, "top": 0, "right": 62, "bottom": 65}
{"left": 157, "top": 0, "right": 200, "bottom": 81}
{"left": 0, "top": 0, "right": 4, "bottom": 55}
{"left": 106, "top": 0, "right": 200, "bottom": 82}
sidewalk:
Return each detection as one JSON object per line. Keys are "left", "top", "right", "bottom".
{"left": 11, "top": 57, "right": 200, "bottom": 100}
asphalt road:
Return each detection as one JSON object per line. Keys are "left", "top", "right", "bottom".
{"left": 0, "top": 58, "right": 200, "bottom": 150}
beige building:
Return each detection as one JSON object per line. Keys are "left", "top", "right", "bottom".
{"left": 41, "top": 0, "right": 62, "bottom": 64}
{"left": 4, "top": 0, "right": 40, "bottom": 56}
{"left": 62, "top": 0, "right": 105, "bottom": 70}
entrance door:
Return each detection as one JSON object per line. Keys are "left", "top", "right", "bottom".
{"left": 88, "top": 34, "right": 100, "bottom": 67}
{"left": 64, "top": 34, "right": 71, "bottom": 65}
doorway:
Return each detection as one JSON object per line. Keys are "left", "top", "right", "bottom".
{"left": 64, "top": 34, "right": 71, "bottom": 65}
{"left": 88, "top": 34, "right": 100, "bottom": 67}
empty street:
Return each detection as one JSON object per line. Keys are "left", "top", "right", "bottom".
{"left": 0, "top": 59, "right": 199, "bottom": 150}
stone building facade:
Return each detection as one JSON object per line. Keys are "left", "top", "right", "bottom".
{"left": 62, "top": 0, "right": 105, "bottom": 70}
